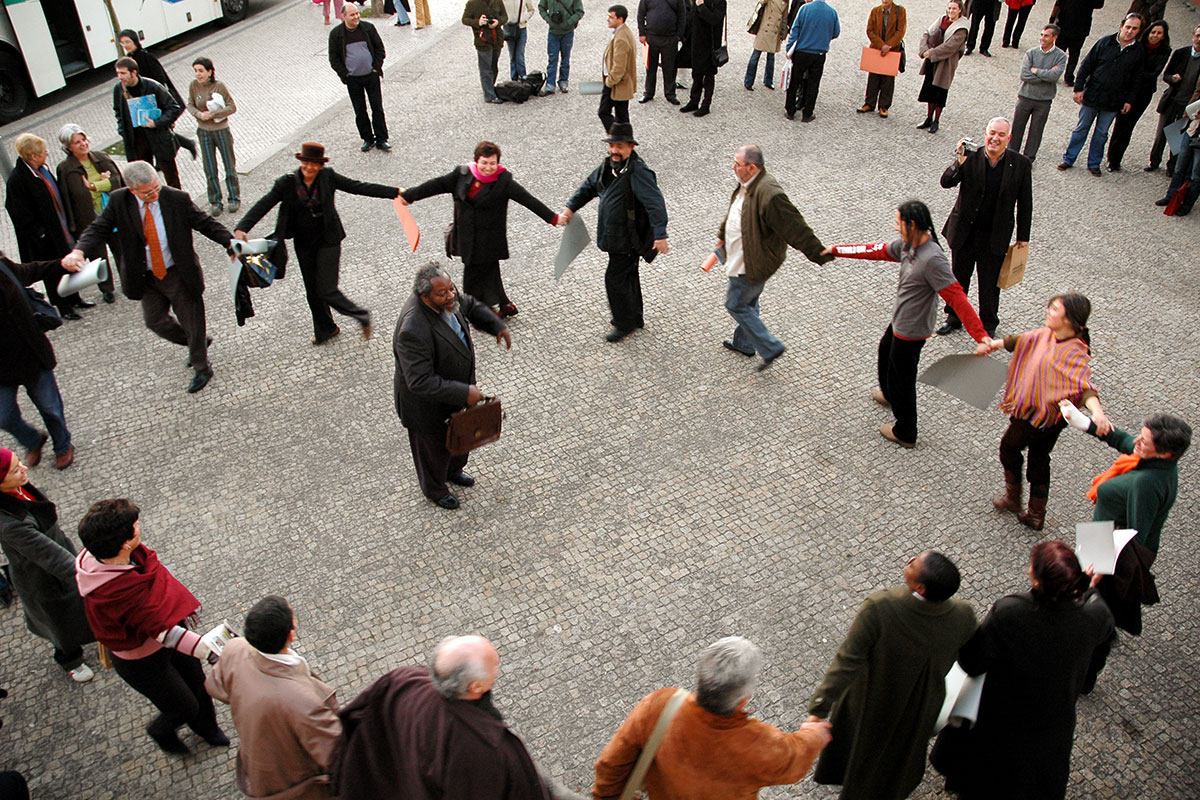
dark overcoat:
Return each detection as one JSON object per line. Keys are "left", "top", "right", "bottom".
{"left": 402, "top": 168, "right": 555, "bottom": 265}
{"left": 565, "top": 152, "right": 669, "bottom": 254}
{"left": 74, "top": 185, "right": 232, "bottom": 301}
{"left": 687, "top": 0, "right": 727, "bottom": 75}
{"left": 0, "top": 485, "right": 95, "bottom": 653}
{"left": 1049, "top": 0, "right": 1104, "bottom": 41}
{"left": 5, "top": 160, "right": 74, "bottom": 263}
{"left": 56, "top": 151, "right": 125, "bottom": 241}
{"left": 236, "top": 168, "right": 397, "bottom": 247}
{"left": 111, "top": 76, "right": 182, "bottom": 166}
{"left": 0, "top": 258, "right": 60, "bottom": 386}
{"left": 393, "top": 292, "right": 505, "bottom": 435}
{"left": 940, "top": 148, "right": 1033, "bottom": 257}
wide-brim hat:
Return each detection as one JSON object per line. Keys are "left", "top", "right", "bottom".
{"left": 603, "top": 123, "right": 638, "bottom": 145}
{"left": 295, "top": 142, "right": 330, "bottom": 163}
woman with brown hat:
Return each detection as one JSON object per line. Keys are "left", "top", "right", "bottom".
{"left": 234, "top": 142, "right": 400, "bottom": 345}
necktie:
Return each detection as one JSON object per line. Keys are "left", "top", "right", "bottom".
{"left": 143, "top": 203, "right": 167, "bottom": 280}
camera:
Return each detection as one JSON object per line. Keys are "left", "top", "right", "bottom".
{"left": 551, "top": 10, "right": 564, "bottom": 22}
{"left": 960, "top": 137, "right": 981, "bottom": 155}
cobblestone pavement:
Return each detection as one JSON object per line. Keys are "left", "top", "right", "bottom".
{"left": 0, "top": 0, "right": 1197, "bottom": 797}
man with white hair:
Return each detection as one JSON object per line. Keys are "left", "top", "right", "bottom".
{"left": 593, "top": 637, "right": 832, "bottom": 798}
{"left": 64, "top": 160, "right": 232, "bottom": 394}
{"left": 333, "top": 634, "right": 581, "bottom": 799}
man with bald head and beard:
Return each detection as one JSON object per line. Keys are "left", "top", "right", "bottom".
{"left": 333, "top": 635, "right": 580, "bottom": 799}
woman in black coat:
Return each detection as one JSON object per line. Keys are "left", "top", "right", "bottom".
{"left": 235, "top": 142, "right": 399, "bottom": 344}
{"left": 0, "top": 448, "right": 95, "bottom": 682}
{"left": 948, "top": 541, "right": 1114, "bottom": 800}
{"left": 680, "top": 0, "right": 727, "bottom": 115}
{"left": 56, "top": 124, "right": 122, "bottom": 304}
{"left": 1106, "top": 19, "right": 1171, "bottom": 171}
{"left": 117, "top": 29, "right": 198, "bottom": 159}
{"left": 400, "top": 141, "right": 558, "bottom": 317}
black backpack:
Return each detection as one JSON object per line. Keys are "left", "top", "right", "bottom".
{"left": 494, "top": 80, "right": 532, "bottom": 103}
{"left": 521, "top": 71, "right": 546, "bottom": 94}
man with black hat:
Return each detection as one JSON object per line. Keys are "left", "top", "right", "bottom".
{"left": 559, "top": 123, "right": 669, "bottom": 342}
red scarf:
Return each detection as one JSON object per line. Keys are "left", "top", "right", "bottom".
{"left": 1086, "top": 453, "right": 1140, "bottom": 503}
{"left": 83, "top": 544, "right": 200, "bottom": 651}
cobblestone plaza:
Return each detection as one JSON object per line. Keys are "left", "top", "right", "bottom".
{"left": 0, "top": 0, "right": 1197, "bottom": 796}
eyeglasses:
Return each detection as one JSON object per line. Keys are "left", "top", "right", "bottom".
{"left": 131, "top": 184, "right": 161, "bottom": 199}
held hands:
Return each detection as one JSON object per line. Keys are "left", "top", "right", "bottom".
{"left": 233, "top": 229, "right": 249, "bottom": 242}
{"left": 497, "top": 328, "right": 512, "bottom": 350}
{"left": 1090, "top": 408, "right": 1113, "bottom": 436}
{"left": 1058, "top": 399, "right": 1093, "bottom": 431}
{"left": 974, "top": 337, "right": 1004, "bottom": 356}
{"left": 558, "top": 208, "right": 573, "bottom": 226}
{"left": 820, "top": 246, "right": 835, "bottom": 257}
{"left": 802, "top": 716, "right": 834, "bottom": 746}
{"left": 61, "top": 250, "right": 86, "bottom": 271}
{"left": 653, "top": 238, "right": 670, "bottom": 255}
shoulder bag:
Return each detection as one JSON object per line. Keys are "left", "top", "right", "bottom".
{"left": 747, "top": 0, "right": 766, "bottom": 34}
{"left": 713, "top": 13, "right": 730, "bottom": 68}
{"left": 617, "top": 688, "right": 689, "bottom": 800}
{"left": 0, "top": 260, "right": 62, "bottom": 331}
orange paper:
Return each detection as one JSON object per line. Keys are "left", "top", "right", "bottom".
{"left": 859, "top": 47, "right": 901, "bottom": 76}
{"left": 701, "top": 253, "right": 718, "bottom": 272}
{"left": 394, "top": 196, "right": 420, "bottom": 253}
{"left": 643, "top": 41, "right": 649, "bottom": 68}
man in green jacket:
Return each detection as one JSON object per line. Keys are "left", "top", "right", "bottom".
{"left": 715, "top": 144, "right": 833, "bottom": 371}
{"left": 538, "top": 0, "right": 584, "bottom": 94}
{"left": 463, "top": 0, "right": 509, "bottom": 103}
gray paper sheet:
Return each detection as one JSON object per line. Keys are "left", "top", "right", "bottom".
{"left": 1164, "top": 118, "right": 1188, "bottom": 157}
{"left": 57, "top": 258, "right": 108, "bottom": 295}
{"left": 579, "top": 81, "right": 604, "bottom": 96}
{"left": 555, "top": 215, "right": 590, "bottom": 278}
{"left": 917, "top": 353, "right": 1007, "bottom": 411}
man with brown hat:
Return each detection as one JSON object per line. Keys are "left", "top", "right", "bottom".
{"left": 559, "top": 123, "right": 669, "bottom": 342}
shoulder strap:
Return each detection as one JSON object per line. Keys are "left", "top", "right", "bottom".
{"left": 618, "top": 689, "right": 689, "bottom": 800}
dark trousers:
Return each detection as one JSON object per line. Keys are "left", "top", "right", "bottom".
{"left": 785, "top": 51, "right": 825, "bottom": 115}
{"left": 598, "top": 86, "right": 630, "bottom": 132}
{"left": 52, "top": 643, "right": 84, "bottom": 671}
{"left": 294, "top": 241, "right": 370, "bottom": 341}
{"left": 141, "top": 267, "right": 210, "bottom": 374}
{"left": 1059, "top": 35, "right": 1084, "bottom": 82}
{"left": 1002, "top": 4, "right": 1032, "bottom": 46}
{"left": 688, "top": 72, "right": 715, "bottom": 108}
{"left": 946, "top": 231, "right": 1005, "bottom": 334}
{"left": 1148, "top": 104, "right": 1184, "bottom": 171}
{"left": 1106, "top": 91, "right": 1153, "bottom": 168}
{"left": 132, "top": 129, "right": 180, "bottom": 189}
{"left": 967, "top": 10, "right": 996, "bottom": 52}
{"left": 999, "top": 416, "right": 1065, "bottom": 490}
{"left": 463, "top": 259, "right": 509, "bottom": 307}
{"left": 111, "top": 646, "right": 221, "bottom": 739}
{"left": 643, "top": 35, "right": 679, "bottom": 99}
{"left": 1011, "top": 95, "right": 1052, "bottom": 159}
{"left": 605, "top": 250, "right": 643, "bottom": 331}
{"left": 864, "top": 72, "right": 896, "bottom": 110}
{"left": 0, "top": 771, "right": 29, "bottom": 800}
{"left": 876, "top": 324, "right": 925, "bottom": 444}
{"left": 345, "top": 72, "right": 388, "bottom": 145}
{"left": 408, "top": 429, "right": 468, "bottom": 500}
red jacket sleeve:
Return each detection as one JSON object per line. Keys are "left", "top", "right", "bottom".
{"left": 937, "top": 282, "right": 988, "bottom": 342}
{"left": 829, "top": 242, "right": 899, "bottom": 261}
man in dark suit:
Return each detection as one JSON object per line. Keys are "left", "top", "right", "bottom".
{"left": 936, "top": 117, "right": 1032, "bottom": 338}
{"left": 393, "top": 263, "right": 511, "bottom": 510}
{"left": 65, "top": 161, "right": 232, "bottom": 394}
{"left": 112, "top": 57, "right": 183, "bottom": 189}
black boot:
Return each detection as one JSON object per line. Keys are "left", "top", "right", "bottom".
{"left": 916, "top": 116, "right": 933, "bottom": 130}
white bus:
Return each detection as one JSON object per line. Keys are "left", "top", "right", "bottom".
{"left": 0, "top": 0, "right": 248, "bottom": 122}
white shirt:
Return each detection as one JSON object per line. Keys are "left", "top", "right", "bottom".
{"left": 724, "top": 178, "right": 754, "bottom": 278}
{"left": 135, "top": 195, "right": 175, "bottom": 272}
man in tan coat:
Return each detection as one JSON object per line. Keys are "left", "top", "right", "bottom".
{"left": 600, "top": 5, "right": 638, "bottom": 132}
{"left": 206, "top": 596, "right": 341, "bottom": 800}
{"left": 592, "top": 637, "right": 832, "bottom": 799}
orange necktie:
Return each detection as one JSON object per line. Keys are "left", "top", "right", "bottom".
{"left": 143, "top": 203, "right": 166, "bottom": 280}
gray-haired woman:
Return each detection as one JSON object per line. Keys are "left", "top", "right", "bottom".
{"left": 55, "top": 124, "right": 122, "bottom": 303}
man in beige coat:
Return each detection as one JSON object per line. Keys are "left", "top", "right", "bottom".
{"left": 206, "top": 596, "right": 341, "bottom": 800}
{"left": 600, "top": 5, "right": 638, "bottom": 132}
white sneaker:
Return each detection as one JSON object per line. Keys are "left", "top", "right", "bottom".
{"left": 69, "top": 663, "right": 94, "bottom": 683}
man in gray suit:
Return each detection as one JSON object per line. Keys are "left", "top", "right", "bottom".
{"left": 393, "top": 263, "right": 511, "bottom": 510}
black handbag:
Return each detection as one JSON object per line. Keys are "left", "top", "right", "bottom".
{"left": 0, "top": 260, "right": 62, "bottom": 331}
{"left": 713, "top": 13, "right": 730, "bottom": 68}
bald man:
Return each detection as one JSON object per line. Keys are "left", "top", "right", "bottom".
{"left": 333, "top": 636, "right": 582, "bottom": 799}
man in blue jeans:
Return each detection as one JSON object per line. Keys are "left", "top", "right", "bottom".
{"left": 1057, "top": 13, "right": 1143, "bottom": 176}
{"left": 539, "top": 0, "right": 584, "bottom": 93}
{"left": 0, "top": 254, "right": 80, "bottom": 470}
{"left": 714, "top": 145, "right": 833, "bottom": 372}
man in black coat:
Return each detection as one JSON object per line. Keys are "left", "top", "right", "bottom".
{"left": 66, "top": 161, "right": 233, "bottom": 394}
{"left": 393, "top": 263, "right": 511, "bottom": 510}
{"left": 1057, "top": 14, "right": 1144, "bottom": 175}
{"left": 936, "top": 118, "right": 1033, "bottom": 338}
{"left": 112, "top": 57, "right": 183, "bottom": 189}
{"left": 1049, "top": 0, "right": 1105, "bottom": 85}
{"left": 0, "top": 255, "right": 82, "bottom": 469}
{"left": 1147, "top": 25, "right": 1200, "bottom": 172}
{"left": 637, "top": 0, "right": 687, "bottom": 104}
{"left": 329, "top": 3, "right": 390, "bottom": 152}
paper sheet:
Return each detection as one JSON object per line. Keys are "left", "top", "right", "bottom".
{"left": 555, "top": 214, "right": 590, "bottom": 278}
{"left": 394, "top": 197, "right": 420, "bottom": 252}
{"left": 1163, "top": 118, "right": 1188, "bottom": 157}
{"left": 579, "top": 80, "right": 605, "bottom": 96}
{"left": 57, "top": 258, "right": 108, "bottom": 295}
{"left": 200, "top": 621, "right": 238, "bottom": 657}
{"left": 230, "top": 238, "right": 275, "bottom": 256}
{"left": 1075, "top": 520, "right": 1139, "bottom": 575}
{"left": 917, "top": 353, "right": 1008, "bottom": 411}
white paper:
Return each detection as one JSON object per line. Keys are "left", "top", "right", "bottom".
{"left": 57, "top": 258, "right": 109, "bottom": 295}
{"left": 230, "top": 238, "right": 275, "bottom": 256}
{"left": 206, "top": 93, "right": 226, "bottom": 112}
{"left": 935, "top": 664, "right": 986, "bottom": 732}
{"left": 200, "top": 621, "right": 238, "bottom": 656}
{"left": 1076, "top": 521, "right": 1138, "bottom": 575}
{"left": 228, "top": 252, "right": 244, "bottom": 296}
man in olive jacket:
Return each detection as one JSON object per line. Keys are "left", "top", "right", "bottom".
{"left": 393, "top": 263, "right": 511, "bottom": 510}
{"left": 538, "top": 0, "right": 584, "bottom": 93}
{"left": 464, "top": 0, "right": 509, "bottom": 103}
{"left": 715, "top": 144, "right": 832, "bottom": 371}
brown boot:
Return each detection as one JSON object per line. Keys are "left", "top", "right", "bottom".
{"left": 1018, "top": 485, "right": 1048, "bottom": 530}
{"left": 991, "top": 470, "right": 1022, "bottom": 513}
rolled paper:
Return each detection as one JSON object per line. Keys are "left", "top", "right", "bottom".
{"left": 230, "top": 238, "right": 276, "bottom": 256}
{"left": 701, "top": 253, "right": 718, "bottom": 272}
{"left": 57, "top": 258, "right": 109, "bottom": 295}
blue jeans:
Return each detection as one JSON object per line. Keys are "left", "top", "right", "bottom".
{"left": 546, "top": 31, "right": 573, "bottom": 89}
{"left": 1164, "top": 140, "right": 1200, "bottom": 211}
{"left": 506, "top": 27, "right": 527, "bottom": 79}
{"left": 0, "top": 370, "right": 71, "bottom": 455}
{"left": 725, "top": 275, "right": 783, "bottom": 358}
{"left": 745, "top": 49, "right": 775, "bottom": 89}
{"left": 394, "top": 3, "right": 409, "bottom": 23}
{"left": 1062, "top": 104, "right": 1117, "bottom": 169}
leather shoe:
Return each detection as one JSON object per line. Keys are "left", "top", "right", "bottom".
{"left": 1154, "top": 197, "right": 1170, "bottom": 207}
{"left": 722, "top": 340, "right": 754, "bottom": 357}
{"left": 433, "top": 493, "right": 460, "bottom": 510}
{"left": 872, "top": 388, "right": 889, "bottom": 407}
{"left": 376, "top": 142, "right": 392, "bottom": 152}
{"left": 1088, "top": 167, "right": 1102, "bottom": 177}
{"left": 61, "top": 311, "right": 81, "bottom": 321}
{"left": 448, "top": 472, "right": 475, "bottom": 487}
{"left": 187, "top": 370, "right": 213, "bottom": 394}
{"left": 54, "top": 445, "right": 75, "bottom": 470}
{"left": 313, "top": 326, "right": 341, "bottom": 346}
{"left": 25, "top": 432, "right": 48, "bottom": 467}
{"left": 361, "top": 141, "right": 374, "bottom": 152}
{"left": 928, "top": 119, "right": 939, "bottom": 133}
{"left": 102, "top": 291, "right": 115, "bottom": 304}
{"left": 665, "top": 96, "right": 680, "bottom": 105}
{"left": 879, "top": 423, "right": 915, "bottom": 448}
{"left": 980, "top": 49, "right": 992, "bottom": 57}
{"left": 74, "top": 298, "right": 96, "bottom": 309}
{"left": 1057, "top": 162, "right": 1072, "bottom": 170}
{"left": 147, "top": 722, "right": 191, "bottom": 755}
{"left": 679, "top": 102, "right": 699, "bottom": 113}
{"left": 638, "top": 95, "right": 653, "bottom": 103}
{"left": 801, "top": 113, "right": 815, "bottom": 123}
{"left": 361, "top": 323, "right": 373, "bottom": 341}
{"left": 935, "top": 320, "right": 961, "bottom": 336}
{"left": 498, "top": 302, "right": 519, "bottom": 318}
{"left": 605, "top": 327, "right": 633, "bottom": 343}
{"left": 857, "top": 104, "right": 874, "bottom": 113}
{"left": 757, "top": 346, "right": 786, "bottom": 372}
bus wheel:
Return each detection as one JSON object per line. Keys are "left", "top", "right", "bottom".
{"left": 0, "top": 52, "right": 30, "bottom": 124}
{"left": 221, "top": 0, "right": 249, "bottom": 23}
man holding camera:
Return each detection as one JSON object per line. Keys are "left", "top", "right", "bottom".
{"left": 935, "top": 117, "right": 1032, "bottom": 338}
{"left": 539, "top": 0, "right": 584, "bottom": 94}
{"left": 463, "top": 0, "right": 509, "bottom": 103}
